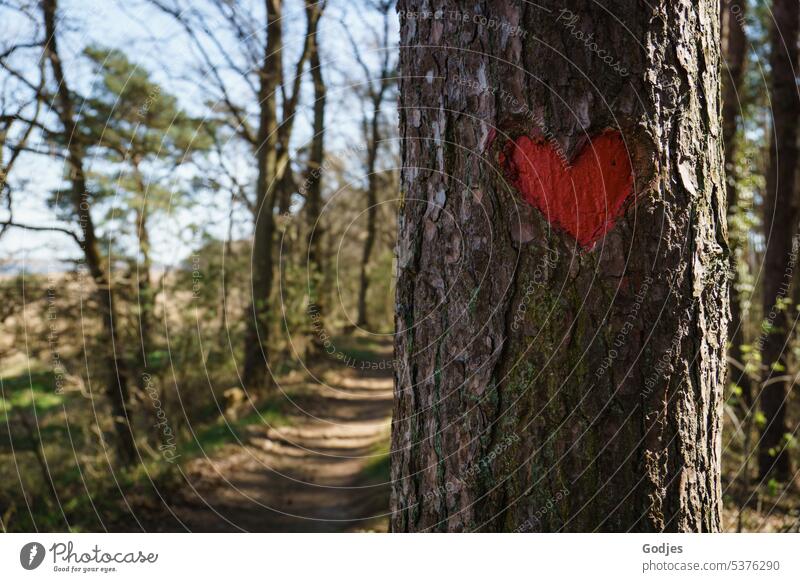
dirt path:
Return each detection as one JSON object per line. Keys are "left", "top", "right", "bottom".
{"left": 170, "top": 339, "right": 394, "bottom": 532}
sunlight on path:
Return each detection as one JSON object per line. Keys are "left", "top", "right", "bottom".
{"left": 172, "top": 339, "right": 394, "bottom": 532}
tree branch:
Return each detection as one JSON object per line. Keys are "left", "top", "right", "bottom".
{"left": 0, "top": 220, "right": 83, "bottom": 245}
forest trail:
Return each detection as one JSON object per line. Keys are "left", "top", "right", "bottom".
{"left": 171, "top": 337, "right": 394, "bottom": 532}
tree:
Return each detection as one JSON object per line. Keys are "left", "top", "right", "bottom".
{"left": 303, "top": 0, "right": 327, "bottom": 350}
{"left": 392, "top": 0, "right": 728, "bottom": 532}
{"left": 0, "top": 69, "right": 42, "bottom": 228}
{"left": 41, "top": 0, "right": 137, "bottom": 465}
{"left": 344, "top": 1, "right": 396, "bottom": 329}
{"left": 78, "top": 46, "right": 210, "bottom": 386}
{"left": 721, "top": 0, "right": 752, "bottom": 409}
{"left": 149, "top": 0, "right": 325, "bottom": 389}
{"left": 758, "top": 0, "right": 799, "bottom": 482}
{"left": 244, "top": 0, "right": 285, "bottom": 390}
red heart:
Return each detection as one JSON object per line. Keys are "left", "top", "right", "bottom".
{"left": 499, "top": 131, "right": 634, "bottom": 248}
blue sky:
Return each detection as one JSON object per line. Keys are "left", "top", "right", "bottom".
{"left": 0, "top": 0, "right": 399, "bottom": 272}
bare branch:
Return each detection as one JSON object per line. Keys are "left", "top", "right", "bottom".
{"left": 146, "top": 0, "right": 257, "bottom": 145}
{"left": 0, "top": 40, "right": 44, "bottom": 62}
{"left": 0, "top": 220, "right": 83, "bottom": 245}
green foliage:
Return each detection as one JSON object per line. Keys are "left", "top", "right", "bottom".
{"left": 81, "top": 46, "right": 212, "bottom": 167}
{"left": 0, "top": 372, "right": 62, "bottom": 423}
{"left": 182, "top": 399, "right": 291, "bottom": 459}
{"left": 767, "top": 478, "right": 779, "bottom": 496}
{"left": 361, "top": 437, "right": 390, "bottom": 483}
{"left": 50, "top": 46, "right": 214, "bottom": 229}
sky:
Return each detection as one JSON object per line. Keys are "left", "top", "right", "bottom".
{"left": 0, "top": 0, "right": 400, "bottom": 273}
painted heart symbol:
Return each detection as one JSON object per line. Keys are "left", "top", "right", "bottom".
{"left": 499, "top": 130, "right": 634, "bottom": 248}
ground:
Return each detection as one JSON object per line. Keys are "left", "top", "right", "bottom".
{"left": 3, "top": 334, "right": 799, "bottom": 532}
{"left": 167, "top": 336, "right": 393, "bottom": 532}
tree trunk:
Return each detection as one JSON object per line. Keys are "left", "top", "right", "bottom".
{"left": 392, "top": 0, "right": 727, "bottom": 532}
{"left": 759, "top": 0, "right": 799, "bottom": 482}
{"left": 353, "top": 3, "right": 393, "bottom": 330}
{"left": 356, "top": 96, "right": 381, "bottom": 328}
{"left": 721, "top": 0, "right": 751, "bottom": 409}
{"left": 132, "top": 164, "right": 154, "bottom": 385}
{"left": 42, "top": 0, "right": 137, "bottom": 466}
{"left": 242, "top": 0, "right": 283, "bottom": 390}
{"left": 304, "top": 0, "right": 327, "bottom": 350}
{"left": 243, "top": 0, "right": 319, "bottom": 387}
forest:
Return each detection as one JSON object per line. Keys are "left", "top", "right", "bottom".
{"left": 0, "top": 0, "right": 799, "bottom": 533}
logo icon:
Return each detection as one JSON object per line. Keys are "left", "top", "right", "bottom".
{"left": 20, "top": 542, "right": 46, "bottom": 570}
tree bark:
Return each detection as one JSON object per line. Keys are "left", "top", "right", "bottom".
{"left": 132, "top": 163, "right": 154, "bottom": 384}
{"left": 721, "top": 0, "right": 751, "bottom": 409}
{"left": 392, "top": 0, "right": 727, "bottom": 532}
{"left": 356, "top": 97, "right": 381, "bottom": 328}
{"left": 42, "top": 0, "right": 137, "bottom": 466}
{"left": 759, "top": 0, "right": 799, "bottom": 482}
{"left": 243, "top": 0, "right": 284, "bottom": 390}
{"left": 304, "top": 0, "right": 327, "bottom": 350}
{"left": 243, "top": 0, "right": 320, "bottom": 388}
{"left": 355, "top": 4, "right": 394, "bottom": 329}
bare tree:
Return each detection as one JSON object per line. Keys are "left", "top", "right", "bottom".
{"left": 150, "top": 0, "right": 324, "bottom": 389}
{"left": 342, "top": 1, "right": 396, "bottom": 329}
{"left": 0, "top": 0, "right": 139, "bottom": 464}
{"left": 42, "top": 0, "right": 139, "bottom": 465}
{"left": 303, "top": 0, "right": 327, "bottom": 349}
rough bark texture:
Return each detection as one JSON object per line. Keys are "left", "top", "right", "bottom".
{"left": 391, "top": 0, "right": 727, "bottom": 532}
{"left": 355, "top": 102, "right": 381, "bottom": 328}
{"left": 720, "top": 0, "right": 751, "bottom": 407}
{"left": 132, "top": 164, "right": 154, "bottom": 384}
{"left": 759, "top": 0, "right": 799, "bottom": 481}
{"left": 243, "top": 0, "right": 318, "bottom": 388}
{"left": 356, "top": 5, "right": 394, "bottom": 329}
{"left": 43, "top": 0, "right": 137, "bottom": 465}
{"left": 305, "top": 0, "right": 327, "bottom": 349}
{"left": 243, "top": 0, "right": 283, "bottom": 389}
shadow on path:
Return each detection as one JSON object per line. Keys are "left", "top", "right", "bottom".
{"left": 171, "top": 337, "right": 394, "bottom": 532}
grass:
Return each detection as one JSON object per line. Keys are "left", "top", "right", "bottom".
{"left": 0, "top": 364, "right": 294, "bottom": 460}
{"left": 0, "top": 335, "right": 388, "bottom": 531}
{"left": 361, "top": 433, "right": 391, "bottom": 483}
{"left": 333, "top": 334, "right": 393, "bottom": 365}
{"left": 0, "top": 372, "right": 63, "bottom": 423}
{"left": 180, "top": 396, "right": 292, "bottom": 459}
